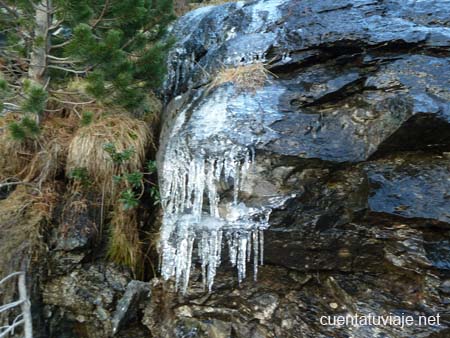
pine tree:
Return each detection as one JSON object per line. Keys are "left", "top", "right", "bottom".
{"left": 0, "top": 0, "right": 174, "bottom": 140}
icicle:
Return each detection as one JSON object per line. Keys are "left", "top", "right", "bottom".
{"left": 228, "top": 232, "right": 238, "bottom": 267}
{"left": 206, "top": 230, "right": 219, "bottom": 292}
{"left": 216, "top": 230, "right": 223, "bottom": 266}
{"left": 206, "top": 158, "right": 219, "bottom": 217}
{"left": 246, "top": 232, "right": 252, "bottom": 263}
{"left": 237, "top": 235, "right": 248, "bottom": 284}
{"left": 182, "top": 236, "right": 195, "bottom": 294}
{"left": 158, "top": 131, "right": 281, "bottom": 292}
{"left": 200, "top": 232, "right": 208, "bottom": 290}
{"left": 253, "top": 230, "right": 259, "bottom": 281}
{"left": 259, "top": 229, "right": 264, "bottom": 265}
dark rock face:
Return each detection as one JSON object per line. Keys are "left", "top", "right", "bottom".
{"left": 111, "top": 280, "right": 151, "bottom": 335}
{"left": 43, "top": 263, "right": 129, "bottom": 338}
{"left": 48, "top": 195, "right": 99, "bottom": 275}
{"left": 365, "top": 154, "right": 450, "bottom": 223}
{"left": 151, "top": 0, "right": 450, "bottom": 337}
{"left": 37, "top": 196, "right": 152, "bottom": 338}
{"left": 27, "top": 1, "right": 450, "bottom": 337}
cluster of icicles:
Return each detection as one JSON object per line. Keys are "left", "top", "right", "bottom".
{"left": 159, "top": 142, "right": 271, "bottom": 293}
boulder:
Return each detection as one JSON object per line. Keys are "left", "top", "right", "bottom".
{"left": 152, "top": 0, "right": 450, "bottom": 337}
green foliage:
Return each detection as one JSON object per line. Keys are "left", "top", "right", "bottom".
{"left": 21, "top": 84, "right": 48, "bottom": 115}
{"left": 145, "top": 160, "right": 160, "bottom": 205}
{"left": 8, "top": 122, "right": 27, "bottom": 142}
{"left": 34, "top": 35, "right": 45, "bottom": 48}
{"left": 69, "top": 167, "right": 92, "bottom": 188}
{"left": 4, "top": 81, "right": 45, "bottom": 141}
{"left": 0, "top": 0, "right": 175, "bottom": 121}
{"left": 104, "top": 142, "right": 140, "bottom": 209}
{"left": 105, "top": 142, "right": 161, "bottom": 209}
{"left": 146, "top": 160, "right": 157, "bottom": 174}
{"left": 0, "top": 77, "right": 10, "bottom": 112}
{"left": 81, "top": 111, "right": 94, "bottom": 126}
{"left": 124, "top": 172, "right": 144, "bottom": 188}
{"left": 21, "top": 116, "right": 41, "bottom": 136}
{"left": 103, "top": 143, "right": 135, "bottom": 165}
{"left": 113, "top": 171, "right": 142, "bottom": 188}
{"left": 119, "top": 189, "right": 140, "bottom": 210}
{"left": 86, "top": 71, "right": 106, "bottom": 98}
{"left": 60, "top": 0, "right": 176, "bottom": 110}
{"left": 150, "top": 186, "right": 161, "bottom": 205}
{"left": 8, "top": 115, "right": 41, "bottom": 142}
{"left": 0, "top": 78, "right": 8, "bottom": 92}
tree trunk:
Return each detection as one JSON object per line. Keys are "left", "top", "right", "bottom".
{"left": 29, "top": 0, "right": 52, "bottom": 86}
{"left": 29, "top": 0, "right": 52, "bottom": 124}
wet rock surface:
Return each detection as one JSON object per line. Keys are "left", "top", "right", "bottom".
{"left": 47, "top": 194, "right": 100, "bottom": 275}
{"left": 21, "top": 0, "right": 449, "bottom": 337}
{"left": 152, "top": 0, "right": 450, "bottom": 337}
{"left": 43, "top": 263, "right": 129, "bottom": 338}
{"left": 111, "top": 280, "right": 151, "bottom": 335}
{"left": 145, "top": 154, "right": 450, "bottom": 338}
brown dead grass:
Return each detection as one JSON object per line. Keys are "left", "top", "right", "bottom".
{"left": 176, "top": 0, "right": 237, "bottom": 16}
{"left": 208, "top": 62, "right": 273, "bottom": 93}
{"left": 107, "top": 207, "right": 144, "bottom": 278}
{"left": 65, "top": 114, "right": 152, "bottom": 274}
{"left": 0, "top": 185, "right": 56, "bottom": 305}
{"left": 0, "top": 113, "right": 78, "bottom": 184}
{"left": 66, "top": 114, "right": 151, "bottom": 200}
{"left": 0, "top": 113, "right": 33, "bottom": 181}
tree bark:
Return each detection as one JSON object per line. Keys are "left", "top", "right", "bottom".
{"left": 29, "top": 0, "right": 52, "bottom": 86}
{"left": 29, "top": 0, "right": 52, "bottom": 124}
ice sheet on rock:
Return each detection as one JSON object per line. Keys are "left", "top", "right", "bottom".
{"left": 158, "top": 84, "right": 291, "bottom": 293}
{"left": 159, "top": 137, "right": 267, "bottom": 293}
{"left": 246, "top": 0, "right": 284, "bottom": 34}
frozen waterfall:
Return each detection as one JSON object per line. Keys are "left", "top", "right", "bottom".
{"left": 157, "top": 91, "right": 287, "bottom": 293}
{"left": 159, "top": 137, "right": 271, "bottom": 293}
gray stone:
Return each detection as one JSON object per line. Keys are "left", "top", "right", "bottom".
{"left": 150, "top": 0, "right": 450, "bottom": 337}
{"left": 111, "top": 281, "right": 151, "bottom": 335}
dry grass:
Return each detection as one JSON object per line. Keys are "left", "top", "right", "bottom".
{"left": 1, "top": 108, "right": 155, "bottom": 281}
{"left": 208, "top": 62, "right": 273, "bottom": 93}
{"left": 30, "top": 116, "right": 78, "bottom": 185}
{"left": 66, "top": 114, "right": 151, "bottom": 199}
{"left": 143, "top": 91, "right": 162, "bottom": 125}
{"left": 0, "top": 185, "right": 56, "bottom": 306}
{"left": 0, "top": 107, "right": 158, "bottom": 292}
{"left": 0, "top": 113, "right": 78, "bottom": 184}
{"left": 0, "top": 114, "right": 33, "bottom": 181}
{"left": 66, "top": 114, "right": 152, "bottom": 274}
{"left": 107, "top": 207, "right": 143, "bottom": 278}
{"left": 176, "top": 0, "right": 237, "bottom": 15}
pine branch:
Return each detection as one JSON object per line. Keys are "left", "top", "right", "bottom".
{"left": 91, "top": 0, "right": 110, "bottom": 28}
{"left": 49, "top": 18, "right": 64, "bottom": 31}
{"left": 121, "top": 15, "right": 167, "bottom": 50}
{"left": 3, "top": 102, "right": 21, "bottom": 110}
{"left": 47, "top": 65, "right": 87, "bottom": 74}
{"left": 47, "top": 55, "right": 80, "bottom": 64}
{"left": 49, "top": 96, "right": 95, "bottom": 105}
{"left": 49, "top": 59, "right": 79, "bottom": 64}
{"left": 0, "top": 1, "right": 19, "bottom": 18}
{"left": 26, "top": 0, "right": 38, "bottom": 10}
{"left": 47, "top": 55, "right": 70, "bottom": 61}
{"left": 50, "top": 40, "right": 72, "bottom": 49}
